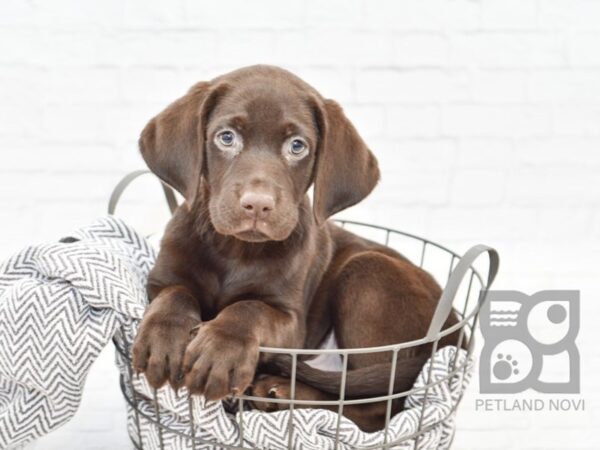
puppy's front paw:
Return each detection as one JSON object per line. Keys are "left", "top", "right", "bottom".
{"left": 132, "top": 313, "right": 199, "bottom": 390}
{"left": 183, "top": 321, "right": 259, "bottom": 401}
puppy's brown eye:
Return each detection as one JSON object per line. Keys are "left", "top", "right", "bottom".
{"left": 218, "top": 130, "right": 235, "bottom": 146}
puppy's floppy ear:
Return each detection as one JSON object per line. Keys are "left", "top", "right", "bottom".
{"left": 139, "top": 81, "right": 227, "bottom": 203}
{"left": 312, "top": 99, "right": 380, "bottom": 225}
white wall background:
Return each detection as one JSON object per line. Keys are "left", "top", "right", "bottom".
{"left": 1, "top": 0, "right": 599, "bottom": 449}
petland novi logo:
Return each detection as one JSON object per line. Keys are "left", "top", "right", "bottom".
{"left": 476, "top": 290, "right": 583, "bottom": 412}
{"left": 480, "top": 290, "right": 580, "bottom": 394}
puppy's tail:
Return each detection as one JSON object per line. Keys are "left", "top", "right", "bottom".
{"left": 263, "top": 353, "right": 430, "bottom": 398}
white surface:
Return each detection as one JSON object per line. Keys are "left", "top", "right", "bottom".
{"left": 0, "top": 1, "right": 598, "bottom": 449}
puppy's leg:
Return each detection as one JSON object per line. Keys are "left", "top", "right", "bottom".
{"left": 331, "top": 250, "right": 446, "bottom": 369}
{"left": 132, "top": 285, "right": 201, "bottom": 390}
{"left": 251, "top": 375, "right": 394, "bottom": 433}
{"left": 251, "top": 375, "right": 332, "bottom": 412}
{"left": 323, "top": 251, "right": 458, "bottom": 429}
{"left": 183, "top": 300, "right": 303, "bottom": 402}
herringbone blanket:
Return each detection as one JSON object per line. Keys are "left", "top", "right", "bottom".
{"left": 0, "top": 216, "right": 472, "bottom": 450}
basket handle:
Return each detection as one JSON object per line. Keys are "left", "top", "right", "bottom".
{"left": 108, "top": 170, "right": 179, "bottom": 216}
{"left": 425, "top": 244, "right": 500, "bottom": 341}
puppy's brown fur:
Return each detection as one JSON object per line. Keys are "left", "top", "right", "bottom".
{"left": 132, "top": 65, "right": 459, "bottom": 432}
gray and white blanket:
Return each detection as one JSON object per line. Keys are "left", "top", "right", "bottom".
{"left": 0, "top": 216, "right": 472, "bottom": 450}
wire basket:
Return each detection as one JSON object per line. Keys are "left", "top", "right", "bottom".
{"left": 109, "top": 171, "right": 499, "bottom": 450}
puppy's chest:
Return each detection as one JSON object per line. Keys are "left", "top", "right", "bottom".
{"left": 192, "top": 255, "right": 302, "bottom": 316}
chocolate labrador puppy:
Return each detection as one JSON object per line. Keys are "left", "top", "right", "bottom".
{"left": 132, "top": 65, "right": 458, "bottom": 431}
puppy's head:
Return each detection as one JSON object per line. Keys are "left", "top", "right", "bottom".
{"left": 139, "top": 65, "right": 379, "bottom": 242}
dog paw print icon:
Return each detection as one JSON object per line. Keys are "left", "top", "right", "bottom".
{"left": 479, "top": 290, "right": 580, "bottom": 394}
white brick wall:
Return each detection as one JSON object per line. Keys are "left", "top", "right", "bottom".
{"left": 0, "top": 1, "right": 598, "bottom": 448}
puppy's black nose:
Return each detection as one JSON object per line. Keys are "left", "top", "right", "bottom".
{"left": 240, "top": 192, "right": 275, "bottom": 220}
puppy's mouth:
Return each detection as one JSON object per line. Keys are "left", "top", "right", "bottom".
{"left": 234, "top": 227, "right": 271, "bottom": 242}
{"left": 209, "top": 201, "right": 297, "bottom": 242}
{"left": 231, "top": 219, "right": 293, "bottom": 242}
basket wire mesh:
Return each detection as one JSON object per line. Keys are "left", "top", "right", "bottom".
{"left": 109, "top": 172, "right": 499, "bottom": 450}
